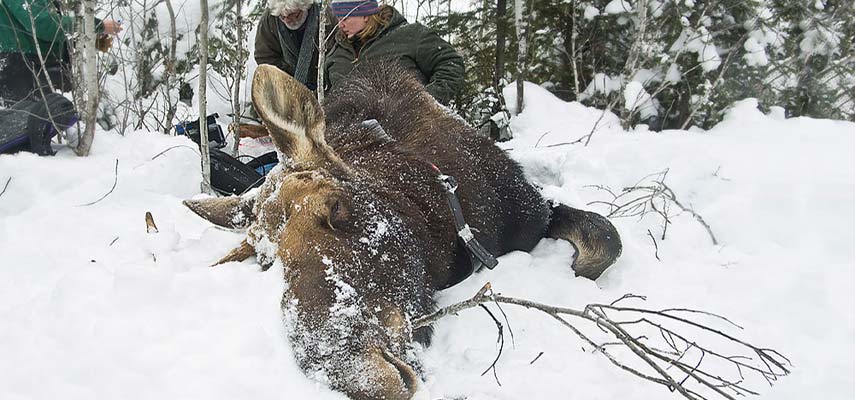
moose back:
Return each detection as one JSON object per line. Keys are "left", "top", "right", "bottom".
{"left": 184, "top": 62, "right": 622, "bottom": 400}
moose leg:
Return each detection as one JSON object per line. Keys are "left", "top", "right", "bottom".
{"left": 548, "top": 204, "right": 623, "bottom": 280}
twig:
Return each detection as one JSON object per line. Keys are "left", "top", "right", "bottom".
{"left": 589, "top": 169, "right": 719, "bottom": 246}
{"left": 414, "top": 283, "right": 492, "bottom": 328}
{"left": 79, "top": 159, "right": 119, "bottom": 207}
{"left": 479, "top": 304, "right": 504, "bottom": 386}
{"left": 151, "top": 145, "right": 200, "bottom": 161}
{"left": 647, "top": 229, "right": 661, "bottom": 261}
{"left": 529, "top": 351, "right": 544, "bottom": 365}
{"left": 660, "top": 181, "right": 719, "bottom": 245}
{"left": 534, "top": 131, "right": 551, "bottom": 147}
{"left": 0, "top": 176, "right": 11, "bottom": 198}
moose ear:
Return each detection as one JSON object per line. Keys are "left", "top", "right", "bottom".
{"left": 183, "top": 196, "right": 256, "bottom": 229}
{"left": 326, "top": 195, "right": 353, "bottom": 231}
{"left": 252, "top": 64, "right": 331, "bottom": 167}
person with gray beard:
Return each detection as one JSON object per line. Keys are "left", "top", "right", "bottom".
{"left": 254, "top": 0, "right": 333, "bottom": 91}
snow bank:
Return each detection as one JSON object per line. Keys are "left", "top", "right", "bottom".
{"left": 1, "top": 87, "right": 854, "bottom": 399}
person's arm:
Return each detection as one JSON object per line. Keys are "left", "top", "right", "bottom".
{"left": 254, "top": 16, "right": 289, "bottom": 72}
{"left": 414, "top": 25, "right": 465, "bottom": 105}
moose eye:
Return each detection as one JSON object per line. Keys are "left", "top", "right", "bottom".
{"left": 326, "top": 195, "right": 352, "bottom": 231}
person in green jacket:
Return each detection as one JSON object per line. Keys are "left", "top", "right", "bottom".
{"left": 0, "top": 0, "right": 120, "bottom": 154}
{"left": 0, "top": 0, "right": 121, "bottom": 103}
{"left": 327, "top": 0, "right": 464, "bottom": 105}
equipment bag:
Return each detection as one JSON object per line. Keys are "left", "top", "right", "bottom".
{"left": 0, "top": 93, "right": 77, "bottom": 155}
{"left": 209, "top": 148, "right": 264, "bottom": 195}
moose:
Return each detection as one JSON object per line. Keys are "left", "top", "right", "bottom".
{"left": 184, "top": 62, "right": 622, "bottom": 400}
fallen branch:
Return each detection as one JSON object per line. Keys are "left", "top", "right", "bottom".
{"left": 414, "top": 284, "right": 790, "bottom": 400}
{"left": 79, "top": 159, "right": 119, "bottom": 207}
{"left": 0, "top": 176, "right": 11, "bottom": 198}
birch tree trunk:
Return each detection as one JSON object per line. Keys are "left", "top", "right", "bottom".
{"left": 514, "top": 0, "right": 527, "bottom": 114}
{"left": 198, "top": 0, "right": 213, "bottom": 194}
{"left": 570, "top": 0, "right": 580, "bottom": 96}
{"left": 72, "top": 0, "right": 99, "bottom": 156}
{"left": 230, "top": 0, "right": 244, "bottom": 156}
{"left": 317, "top": 0, "right": 329, "bottom": 103}
{"left": 163, "top": 0, "right": 179, "bottom": 134}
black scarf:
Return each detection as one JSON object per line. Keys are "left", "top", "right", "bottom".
{"left": 276, "top": 5, "right": 318, "bottom": 86}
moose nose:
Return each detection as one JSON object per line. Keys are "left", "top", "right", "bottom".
{"left": 344, "top": 347, "right": 419, "bottom": 400}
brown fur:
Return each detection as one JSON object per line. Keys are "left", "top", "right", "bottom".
{"left": 185, "top": 62, "right": 622, "bottom": 400}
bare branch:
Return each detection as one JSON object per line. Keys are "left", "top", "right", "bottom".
{"left": 416, "top": 285, "right": 790, "bottom": 400}
{"left": 0, "top": 177, "right": 11, "bottom": 199}
{"left": 78, "top": 159, "right": 119, "bottom": 206}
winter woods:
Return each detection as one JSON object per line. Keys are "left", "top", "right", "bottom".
{"left": 428, "top": 0, "right": 854, "bottom": 131}
{"left": 24, "top": 0, "right": 851, "bottom": 154}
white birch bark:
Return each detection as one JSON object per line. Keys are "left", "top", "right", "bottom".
{"left": 198, "top": 0, "right": 213, "bottom": 194}
{"left": 514, "top": 0, "right": 527, "bottom": 114}
{"left": 317, "top": 0, "right": 329, "bottom": 103}
{"left": 72, "top": 0, "right": 99, "bottom": 156}
{"left": 230, "top": 0, "right": 244, "bottom": 156}
{"left": 163, "top": 0, "right": 179, "bottom": 134}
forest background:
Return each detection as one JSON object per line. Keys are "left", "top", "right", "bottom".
{"left": 41, "top": 0, "right": 855, "bottom": 148}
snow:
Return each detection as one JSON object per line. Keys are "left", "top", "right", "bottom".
{"left": 604, "top": 0, "right": 633, "bottom": 15}
{"left": 583, "top": 5, "right": 601, "bottom": 20}
{"left": 623, "top": 81, "right": 658, "bottom": 120}
{"left": 671, "top": 27, "right": 722, "bottom": 72}
{"left": 577, "top": 72, "right": 623, "bottom": 101}
{"left": 2, "top": 84, "right": 855, "bottom": 400}
{"left": 799, "top": 24, "right": 841, "bottom": 57}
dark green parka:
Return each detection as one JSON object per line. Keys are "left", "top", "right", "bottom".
{"left": 1, "top": 0, "right": 104, "bottom": 58}
{"left": 325, "top": 6, "right": 464, "bottom": 105}
{"left": 1, "top": 0, "right": 71, "bottom": 59}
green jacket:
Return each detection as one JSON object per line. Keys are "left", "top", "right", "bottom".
{"left": 325, "top": 7, "right": 464, "bottom": 105}
{"left": 0, "top": 0, "right": 74, "bottom": 59}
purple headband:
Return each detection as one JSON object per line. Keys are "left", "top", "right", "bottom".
{"left": 331, "top": 0, "right": 379, "bottom": 18}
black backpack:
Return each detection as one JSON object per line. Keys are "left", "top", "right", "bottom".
{"left": 0, "top": 93, "right": 77, "bottom": 156}
{"left": 176, "top": 114, "right": 277, "bottom": 195}
{"left": 209, "top": 148, "right": 265, "bottom": 195}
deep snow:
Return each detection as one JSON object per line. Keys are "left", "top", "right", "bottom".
{"left": 1, "top": 85, "right": 853, "bottom": 399}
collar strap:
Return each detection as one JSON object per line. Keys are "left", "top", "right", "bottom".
{"left": 434, "top": 165, "right": 499, "bottom": 275}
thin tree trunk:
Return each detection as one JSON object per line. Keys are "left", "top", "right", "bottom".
{"left": 73, "top": 0, "right": 99, "bottom": 156}
{"left": 230, "top": 0, "right": 244, "bottom": 156}
{"left": 163, "top": 0, "right": 178, "bottom": 134}
{"left": 620, "top": 0, "right": 648, "bottom": 128}
{"left": 514, "top": 0, "right": 528, "bottom": 114}
{"left": 570, "top": 0, "right": 580, "bottom": 95}
{"left": 495, "top": 0, "right": 507, "bottom": 90}
{"left": 198, "top": 0, "right": 213, "bottom": 194}
{"left": 317, "top": 1, "right": 328, "bottom": 103}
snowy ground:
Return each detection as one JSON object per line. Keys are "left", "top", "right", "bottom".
{"left": 1, "top": 85, "right": 853, "bottom": 400}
